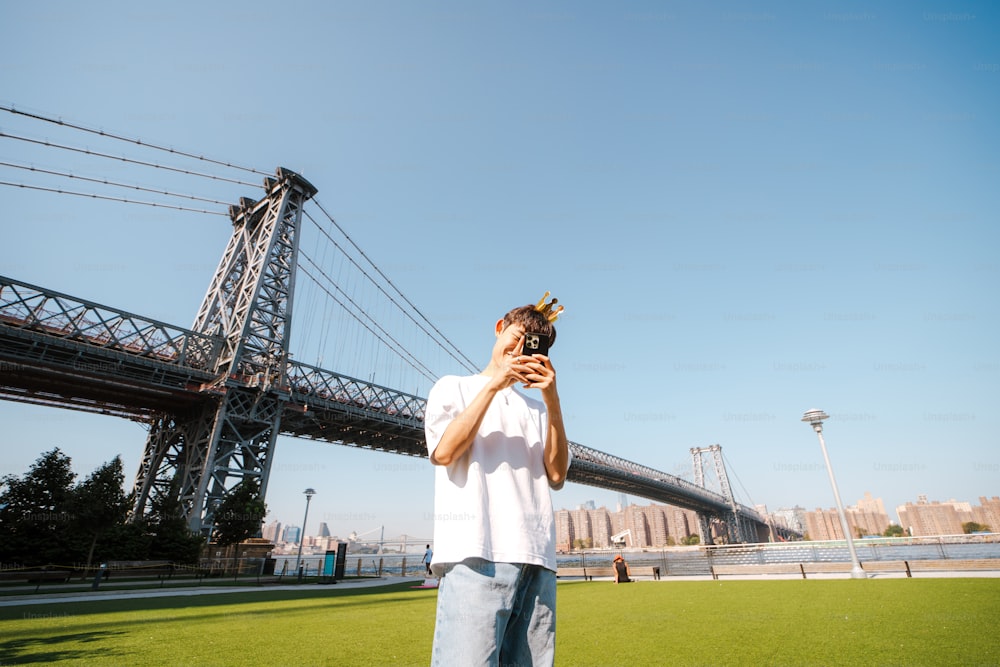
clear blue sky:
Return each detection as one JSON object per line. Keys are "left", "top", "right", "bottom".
{"left": 2, "top": 1, "right": 997, "bottom": 541}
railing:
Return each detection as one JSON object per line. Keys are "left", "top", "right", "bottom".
{"left": 560, "top": 535, "right": 1000, "bottom": 577}
{"left": 704, "top": 533, "right": 1000, "bottom": 565}
{"left": 286, "top": 360, "right": 426, "bottom": 421}
{"left": 0, "top": 274, "right": 221, "bottom": 369}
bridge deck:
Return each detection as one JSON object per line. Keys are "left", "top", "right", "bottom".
{"left": 1, "top": 273, "right": 774, "bottom": 531}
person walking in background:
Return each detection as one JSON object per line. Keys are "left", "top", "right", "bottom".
{"left": 425, "top": 294, "right": 570, "bottom": 667}
{"left": 422, "top": 544, "right": 434, "bottom": 576}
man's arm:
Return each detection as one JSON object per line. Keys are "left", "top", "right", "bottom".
{"left": 430, "top": 342, "right": 531, "bottom": 466}
{"left": 541, "top": 386, "right": 570, "bottom": 489}
{"left": 524, "top": 354, "right": 569, "bottom": 489}
{"left": 428, "top": 382, "right": 501, "bottom": 466}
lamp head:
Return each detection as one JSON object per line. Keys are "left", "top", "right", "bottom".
{"left": 801, "top": 409, "right": 829, "bottom": 432}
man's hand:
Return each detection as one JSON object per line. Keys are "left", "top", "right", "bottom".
{"left": 514, "top": 354, "right": 569, "bottom": 488}
{"left": 515, "top": 353, "right": 555, "bottom": 393}
{"left": 488, "top": 334, "right": 530, "bottom": 390}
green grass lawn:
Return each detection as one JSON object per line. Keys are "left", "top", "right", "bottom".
{"left": 1, "top": 579, "right": 998, "bottom": 666}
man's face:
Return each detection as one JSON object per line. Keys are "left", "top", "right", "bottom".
{"left": 494, "top": 322, "right": 525, "bottom": 358}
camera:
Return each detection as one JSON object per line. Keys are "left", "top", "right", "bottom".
{"left": 522, "top": 332, "right": 550, "bottom": 357}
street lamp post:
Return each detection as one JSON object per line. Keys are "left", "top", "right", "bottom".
{"left": 295, "top": 488, "right": 316, "bottom": 581}
{"left": 801, "top": 409, "right": 866, "bottom": 579}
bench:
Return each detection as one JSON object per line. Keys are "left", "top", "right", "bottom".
{"left": 711, "top": 563, "right": 806, "bottom": 579}
{"left": 557, "top": 565, "right": 661, "bottom": 581}
{"left": 712, "top": 562, "right": 886, "bottom": 579}
{"left": 907, "top": 558, "right": 999, "bottom": 574}
{"left": 556, "top": 567, "right": 591, "bottom": 579}
{"left": 104, "top": 561, "right": 175, "bottom": 579}
{"left": 628, "top": 566, "right": 661, "bottom": 580}
{"left": 556, "top": 567, "right": 615, "bottom": 580}
{"left": 801, "top": 562, "right": 856, "bottom": 575}
{"left": 0, "top": 569, "right": 73, "bottom": 583}
{"left": 0, "top": 568, "right": 74, "bottom": 593}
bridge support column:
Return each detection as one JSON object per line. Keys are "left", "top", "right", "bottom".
{"left": 131, "top": 168, "right": 316, "bottom": 534}
{"left": 696, "top": 513, "right": 714, "bottom": 546}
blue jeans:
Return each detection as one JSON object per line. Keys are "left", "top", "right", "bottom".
{"left": 431, "top": 558, "right": 556, "bottom": 667}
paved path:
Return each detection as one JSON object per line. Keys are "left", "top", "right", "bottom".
{"left": 0, "top": 576, "right": 419, "bottom": 608}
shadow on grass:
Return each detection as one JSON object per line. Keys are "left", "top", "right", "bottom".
{"left": 0, "top": 630, "right": 126, "bottom": 665}
{"left": 0, "top": 581, "right": 438, "bottom": 643}
{"left": 0, "top": 580, "right": 427, "bottom": 621}
{"left": 0, "top": 582, "right": 436, "bottom": 664}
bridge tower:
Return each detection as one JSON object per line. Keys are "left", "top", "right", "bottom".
{"left": 131, "top": 168, "right": 317, "bottom": 535}
{"left": 691, "top": 444, "right": 750, "bottom": 544}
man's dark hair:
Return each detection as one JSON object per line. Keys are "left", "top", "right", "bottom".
{"left": 503, "top": 305, "right": 557, "bottom": 348}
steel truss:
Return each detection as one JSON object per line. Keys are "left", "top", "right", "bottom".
{"left": 132, "top": 168, "right": 317, "bottom": 534}
{"left": 0, "top": 275, "right": 219, "bottom": 418}
{"left": 0, "top": 275, "right": 219, "bottom": 370}
{"left": 691, "top": 444, "right": 764, "bottom": 544}
{"left": 0, "top": 173, "right": 788, "bottom": 542}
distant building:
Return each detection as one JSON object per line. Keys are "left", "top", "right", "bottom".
{"left": 317, "top": 522, "right": 331, "bottom": 538}
{"left": 262, "top": 520, "right": 283, "bottom": 543}
{"left": 570, "top": 508, "right": 593, "bottom": 548}
{"left": 851, "top": 491, "right": 892, "bottom": 536}
{"left": 282, "top": 525, "right": 301, "bottom": 544}
{"left": 972, "top": 496, "right": 1000, "bottom": 532}
{"left": 590, "top": 508, "right": 613, "bottom": 548}
{"left": 556, "top": 502, "right": 700, "bottom": 550}
{"left": 804, "top": 492, "right": 891, "bottom": 540}
{"left": 805, "top": 508, "right": 844, "bottom": 541}
{"left": 897, "top": 497, "right": 972, "bottom": 537}
{"left": 555, "top": 510, "right": 573, "bottom": 552}
{"left": 771, "top": 506, "right": 807, "bottom": 534}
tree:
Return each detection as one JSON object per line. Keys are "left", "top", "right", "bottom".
{"left": 146, "top": 478, "right": 204, "bottom": 564}
{"left": 70, "top": 456, "right": 132, "bottom": 571}
{"left": 211, "top": 480, "right": 267, "bottom": 548}
{"left": 884, "top": 524, "right": 906, "bottom": 537}
{"left": 963, "top": 521, "right": 990, "bottom": 534}
{"left": 0, "top": 448, "right": 77, "bottom": 566}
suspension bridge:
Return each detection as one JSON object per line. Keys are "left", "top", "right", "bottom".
{"left": 0, "top": 105, "right": 797, "bottom": 544}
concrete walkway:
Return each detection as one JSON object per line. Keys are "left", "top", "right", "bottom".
{"left": 0, "top": 575, "right": 418, "bottom": 608}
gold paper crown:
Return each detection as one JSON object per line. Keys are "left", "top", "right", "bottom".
{"left": 534, "top": 291, "right": 564, "bottom": 322}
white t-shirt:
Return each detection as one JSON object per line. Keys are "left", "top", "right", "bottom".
{"left": 425, "top": 374, "right": 562, "bottom": 573}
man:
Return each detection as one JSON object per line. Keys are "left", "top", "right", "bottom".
{"left": 422, "top": 544, "right": 434, "bottom": 576}
{"left": 425, "top": 295, "right": 570, "bottom": 666}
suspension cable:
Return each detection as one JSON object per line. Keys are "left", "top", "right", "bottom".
{"left": 721, "top": 450, "right": 756, "bottom": 509}
{"left": 2, "top": 105, "right": 476, "bottom": 375}
{"left": 0, "top": 131, "right": 259, "bottom": 187}
{"left": 299, "top": 249, "right": 439, "bottom": 380}
{"left": 308, "top": 201, "right": 478, "bottom": 372}
{"left": 0, "top": 161, "right": 232, "bottom": 206}
{"left": 0, "top": 181, "right": 227, "bottom": 215}
{"left": 297, "top": 262, "right": 438, "bottom": 382}
{"left": 0, "top": 103, "right": 269, "bottom": 177}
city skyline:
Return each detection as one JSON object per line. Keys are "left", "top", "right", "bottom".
{"left": 260, "top": 489, "right": 998, "bottom": 546}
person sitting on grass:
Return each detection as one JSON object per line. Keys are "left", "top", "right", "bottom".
{"left": 613, "top": 555, "right": 631, "bottom": 583}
